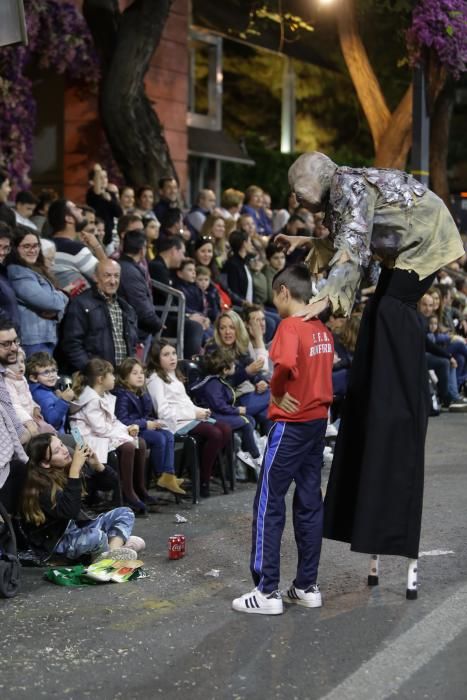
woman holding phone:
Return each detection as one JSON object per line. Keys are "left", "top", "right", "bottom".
{"left": 21, "top": 434, "right": 144, "bottom": 562}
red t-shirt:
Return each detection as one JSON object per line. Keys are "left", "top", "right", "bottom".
{"left": 268, "top": 316, "right": 334, "bottom": 423}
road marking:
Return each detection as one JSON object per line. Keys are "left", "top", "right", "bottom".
{"left": 420, "top": 549, "right": 455, "bottom": 556}
{"left": 321, "top": 582, "right": 467, "bottom": 700}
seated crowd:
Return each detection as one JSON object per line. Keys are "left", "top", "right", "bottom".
{"left": 0, "top": 162, "right": 466, "bottom": 564}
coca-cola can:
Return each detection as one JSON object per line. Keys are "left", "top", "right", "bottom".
{"left": 168, "top": 534, "right": 186, "bottom": 560}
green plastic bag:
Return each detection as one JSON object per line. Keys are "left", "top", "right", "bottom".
{"left": 44, "top": 564, "right": 97, "bottom": 587}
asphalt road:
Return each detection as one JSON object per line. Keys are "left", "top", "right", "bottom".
{"left": 1, "top": 413, "right": 466, "bottom": 700}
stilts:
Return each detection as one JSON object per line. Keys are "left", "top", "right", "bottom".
{"left": 368, "top": 554, "right": 380, "bottom": 586}
{"left": 406, "top": 558, "right": 418, "bottom": 600}
{"left": 367, "top": 555, "right": 419, "bottom": 599}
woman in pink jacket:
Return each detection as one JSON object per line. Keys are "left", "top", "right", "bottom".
{"left": 70, "top": 358, "right": 155, "bottom": 516}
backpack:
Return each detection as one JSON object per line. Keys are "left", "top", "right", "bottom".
{"left": 0, "top": 501, "right": 20, "bottom": 598}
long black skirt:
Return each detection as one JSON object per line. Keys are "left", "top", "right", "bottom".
{"left": 323, "top": 268, "right": 435, "bottom": 559}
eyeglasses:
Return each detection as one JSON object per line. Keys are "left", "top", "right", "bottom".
{"left": 200, "top": 236, "right": 213, "bottom": 243}
{"left": 18, "top": 243, "right": 40, "bottom": 252}
{"left": 0, "top": 337, "right": 20, "bottom": 348}
{"left": 0, "top": 244, "right": 11, "bottom": 254}
{"left": 37, "top": 369, "right": 58, "bottom": 376}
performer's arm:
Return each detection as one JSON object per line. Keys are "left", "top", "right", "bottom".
{"left": 302, "top": 174, "right": 378, "bottom": 318}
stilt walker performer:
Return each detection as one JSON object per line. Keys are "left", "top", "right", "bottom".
{"left": 277, "top": 152, "right": 464, "bottom": 598}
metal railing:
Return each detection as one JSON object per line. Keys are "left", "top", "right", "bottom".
{"left": 151, "top": 279, "right": 186, "bottom": 358}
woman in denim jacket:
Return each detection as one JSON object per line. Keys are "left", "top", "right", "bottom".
{"left": 6, "top": 227, "right": 68, "bottom": 357}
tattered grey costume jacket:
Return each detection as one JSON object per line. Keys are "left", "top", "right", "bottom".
{"left": 308, "top": 167, "right": 464, "bottom": 314}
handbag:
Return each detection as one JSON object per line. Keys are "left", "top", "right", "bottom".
{"left": 0, "top": 501, "right": 20, "bottom": 599}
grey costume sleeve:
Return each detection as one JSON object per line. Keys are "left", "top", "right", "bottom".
{"left": 313, "top": 171, "right": 377, "bottom": 315}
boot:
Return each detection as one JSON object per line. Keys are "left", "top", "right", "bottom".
{"left": 157, "top": 472, "right": 187, "bottom": 495}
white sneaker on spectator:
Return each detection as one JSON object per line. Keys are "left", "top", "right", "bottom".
{"left": 237, "top": 450, "right": 262, "bottom": 478}
{"left": 449, "top": 398, "right": 467, "bottom": 412}
{"left": 125, "top": 536, "right": 146, "bottom": 553}
{"left": 325, "top": 422, "right": 338, "bottom": 437}
{"left": 282, "top": 583, "right": 322, "bottom": 608}
{"left": 232, "top": 588, "right": 283, "bottom": 615}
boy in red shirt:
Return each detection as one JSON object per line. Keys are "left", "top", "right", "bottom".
{"left": 232, "top": 264, "right": 334, "bottom": 615}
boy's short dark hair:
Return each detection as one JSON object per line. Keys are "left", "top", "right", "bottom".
{"left": 15, "top": 190, "right": 37, "bottom": 206}
{"left": 178, "top": 257, "right": 196, "bottom": 272}
{"left": 26, "top": 352, "right": 57, "bottom": 378}
{"left": 265, "top": 240, "right": 283, "bottom": 260}
{"left": 196, "top": 265, "right": 211, "bottom": 278}
{"left": 272, "top": 264, "right": 312, "bottom": 303}
{"left": 204, "top": 349, "right": 235, "bottom": 376}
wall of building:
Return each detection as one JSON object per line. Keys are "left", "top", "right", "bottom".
{"left": 63, "top": 0, "right": 188, "bottom": 202}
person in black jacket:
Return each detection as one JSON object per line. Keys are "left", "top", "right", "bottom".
{"left": 59, "top": 259, "right": 138, "bottom": 372}
{"left": 118, "top": 231, "right": 162, "bottom": 351}
{"left": 149, "top": 237, "right": 204, "bottom": 358}
{"left": 21, "top": 433, "right": 141, "bottom": 561}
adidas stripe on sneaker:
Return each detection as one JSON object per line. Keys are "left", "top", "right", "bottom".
{"left": 283, "top": 584, "right": 322, "bottom": 608}
{"left": 232, "top": 587, "right": 283, "bottom": 615}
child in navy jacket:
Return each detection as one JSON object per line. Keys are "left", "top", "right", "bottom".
{"left": 27, "top": 352, "right": 74, "bottom": 432}
{"left": 192, "top": 351, "right": 261, "bottom": 471}
{"left": 114, "top": 358, "right": 184, "bottom": 496}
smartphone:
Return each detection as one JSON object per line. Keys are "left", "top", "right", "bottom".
{"left": 70, "top": 425, "right": 85, "bottom": 449}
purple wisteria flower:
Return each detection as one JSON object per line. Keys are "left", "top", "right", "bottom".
{"left": 407, "top": 0, "right": 467, "bottom": 78}
{"left": 0, "top": 0, "right": 99, "bottom": 189}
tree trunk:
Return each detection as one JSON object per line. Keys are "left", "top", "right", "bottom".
{"left": 430, "top": 80, "right": 455, "bottom": 207}
{"left": 83, "top": 0, "right": 177, "bottom": 187}
{"left": 374, "top": 85, "right": 413, "bottom": 169}
{"left": 336, "top": 0, "right": 413, "bottom": 169}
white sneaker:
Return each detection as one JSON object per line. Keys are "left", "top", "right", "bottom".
{"left": 325, "top": 423, "right": 338, "bottom": 437}
{"left": 125, "top": 535, "right": 146, "bottom": 553}
{"left": 237, "top": 451, "right": 262, "bottom": 478}
{"left": 232, "top": 587, "right": 283, "bottom": 615}
{"left": 282, "top": 583, "right": 322, "bottom": 608}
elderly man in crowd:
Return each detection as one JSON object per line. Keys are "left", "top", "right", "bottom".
{"left": 60, "top": 259, "right": 138, "bottom": 372}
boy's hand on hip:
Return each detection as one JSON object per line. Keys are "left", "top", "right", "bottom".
{"left": 271, "top": 392, "right": 300, "bottom": 413}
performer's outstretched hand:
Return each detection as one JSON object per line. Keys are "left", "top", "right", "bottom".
{"left": 294, "top": 296, "right": 330, "bottom": 321}
{"left": 274, "top": 234, "right": 312, "bottom": 255}
{"left": 271, "top": 392, "right": 300, "bottom": 414}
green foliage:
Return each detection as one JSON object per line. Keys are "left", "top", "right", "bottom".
{"left": 221, "top": 40, "right": 374, "bottom": 171}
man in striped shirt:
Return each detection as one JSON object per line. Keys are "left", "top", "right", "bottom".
{"left": 48, "top": 199, "right": 107, "bottom": 296}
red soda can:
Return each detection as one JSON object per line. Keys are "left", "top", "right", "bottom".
{"left": 168, "top": 534, "right": 186, "bottom": 559}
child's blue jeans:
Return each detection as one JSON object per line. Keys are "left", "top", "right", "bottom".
{"left": 54, "top": 507, "right": 135, "bottom": 560}
{"left": 140, "top": 428, "right": 175, "bottom": 475}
